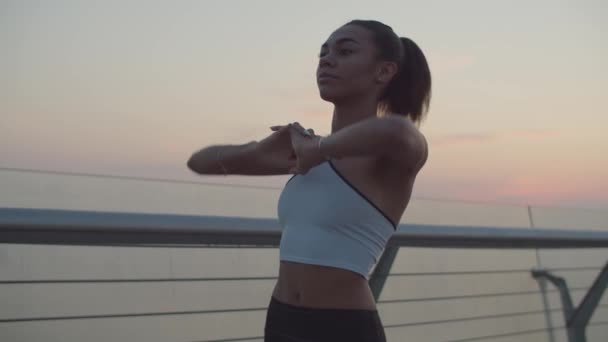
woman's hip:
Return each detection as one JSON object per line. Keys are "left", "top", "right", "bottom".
{"left": 264, "top": 295, "right": 387, "bottom": 342}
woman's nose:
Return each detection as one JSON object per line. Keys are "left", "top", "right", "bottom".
{"left": 319, "top": 53, "right": 335, "bottom": 68}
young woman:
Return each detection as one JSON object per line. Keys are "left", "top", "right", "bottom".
{"left": 188, "top": 19, "right": 431, "bottom": 342}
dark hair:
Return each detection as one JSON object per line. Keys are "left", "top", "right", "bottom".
{"left": 346, "top": 20, "right": 432, "bottom": 126}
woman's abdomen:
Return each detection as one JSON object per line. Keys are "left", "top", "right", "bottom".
{"left": 271, "top": 261, "right": 377, "bottom": 310}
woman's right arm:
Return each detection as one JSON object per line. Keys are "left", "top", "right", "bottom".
{"left": 188, "top": 124, "right": 303, "bottom": 176}
{"left": 187, "top": 140, "right": 293, "bottom": 176}
{"left": 187, "top": 141, "right": 254, "bottom": 175}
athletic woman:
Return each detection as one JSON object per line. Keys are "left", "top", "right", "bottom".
{"left": 188, "top": 19, "right": 431, "bottom": 342}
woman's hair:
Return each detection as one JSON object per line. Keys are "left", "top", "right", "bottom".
{"left": 346, "top": 20, "right": 432, "bottom": 126}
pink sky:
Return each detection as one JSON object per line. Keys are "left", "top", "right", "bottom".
{"left": 1, "top": 1, "right": 607, "bottom": 210}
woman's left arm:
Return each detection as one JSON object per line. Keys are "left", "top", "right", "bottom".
{"left": 320, "top": 115, "right": 425, "bottom": 171}
{"left": 288, "top": 115, "right": 426, "bottom": 174}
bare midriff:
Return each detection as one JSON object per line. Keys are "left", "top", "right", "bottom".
{"left": 271, "top": 260, "right": 378, "bottom": 311}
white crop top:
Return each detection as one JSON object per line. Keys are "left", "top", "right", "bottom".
{"left": 277, "top": 159, "right": 397, "bottom": 280}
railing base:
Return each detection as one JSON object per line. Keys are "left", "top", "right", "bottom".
{"left": 532, "top": 261, "right": 608, "bottom": 342}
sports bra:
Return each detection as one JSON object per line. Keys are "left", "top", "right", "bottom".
{"left": 277, "top": 159, "right": 397, "bottom": 280}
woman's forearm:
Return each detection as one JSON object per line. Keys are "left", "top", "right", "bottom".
{"left": 187, "top": 141, "right": 257, "bottom": 175}
{"left": 319, "top": 116, "right": 407, "bottom": 160}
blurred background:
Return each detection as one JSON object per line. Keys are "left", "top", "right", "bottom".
{"left": 2, "top": 0, "right": 607, "bottom": 210}
{"left": 2, "top": 2, "right": 608, "bottom": 341}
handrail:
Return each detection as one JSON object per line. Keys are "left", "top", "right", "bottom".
{"left": 1, "top": 207, "right": 607, "bottom": 248}
{"left": 1, "top": 207, "right": 607, "bottom": 342}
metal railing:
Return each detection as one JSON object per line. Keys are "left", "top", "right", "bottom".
{"left": 1, "top": 207, "right": 607, "bottom": 342}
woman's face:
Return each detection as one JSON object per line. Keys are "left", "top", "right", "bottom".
{"left": 316, "top": 25, "right": 383, "bottom": 103}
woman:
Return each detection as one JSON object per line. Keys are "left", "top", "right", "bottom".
{"left": 188, "top": 19, "right": 430, "bottom": 342}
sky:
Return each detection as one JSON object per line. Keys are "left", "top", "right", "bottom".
{"left": 1, "top": 0, "right": 607, "bottom": 210}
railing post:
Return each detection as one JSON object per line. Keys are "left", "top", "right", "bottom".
{"left": 531, "top": 261, "right": 608, "bottom": 342}
{"left": 369, "top": 246, "right": 400, "bottom": 301}
{"left": 569, "top": 261, "right": 608, "bottom": 340}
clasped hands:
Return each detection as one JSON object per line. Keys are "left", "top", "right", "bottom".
{"left": 270, "top": 122, "right": 327, "bottom": 175}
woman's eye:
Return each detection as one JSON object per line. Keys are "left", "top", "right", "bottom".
{"left": 318, "top": 48, "right": 353, "bottom": 58}
{"left": 317, "top": 49, "right": 353, "bottom": 58}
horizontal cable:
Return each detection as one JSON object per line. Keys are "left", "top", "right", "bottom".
{"left": 3, "top": 303, "right": 605, "bottom": 333}
{"left": 0, "top": 243, "right": 278, "bottom": 249}
{"left": 0, "top": 166, "right": 559, "bottom": 209}
{"left": 1, "top": 283, "right": 593, "bottom": 306}
{"left": 374, "top": 268, "right": 535, "bottom": 278}
{"left": 448, "top": 321, "right": 608, "bottom": 342}
{"left": 0, "top": 276, "right": 277, "bottom": 284}
{"left": 0, "top": 306, "right": 266, "bottom": 323}
{"left": 378, "top": 288, "right": 581, "bottom": 304}
{"left": 384, "top": 309, "right": 550, "bottom": 329}
{"left": 544, "top": 266, "right": 605, "bottom": 272}
{"left": 0, "top": 282, "right": 577, "bottom": 304}
{"left": 0, "top": 167, "right": 282, "bottom": 190}
{"left": 589, "top": 320, "right": 608, "bottom": 326}
{"left": 188, "top": 321, "right": 608, "bottom": 342}
{"left": 0, "top": 303, "right": 563, "bottom": 326}
{"left": 191, "top": 337, "right": 263, "bottom": 342}
{"left": 444, "top": 326, "right": 556, "bottom": 342}
{"left": 0, "top": 268, "right": 544, "bottom": 284}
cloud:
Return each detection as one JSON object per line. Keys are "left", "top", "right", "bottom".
{"left": 488, "top": 172, "right": 608, "bottom": 208}
{"left": 414, "top": 171, "right": 608, "bottom": 210}
{"left": 429, "top": 129, "right": 560, "bottom": 147}
{"left": 496, "top": 129, "right": 559, "bottom": 140}
{"left": 430, "top": 133, "right": 495, "bottom": 146}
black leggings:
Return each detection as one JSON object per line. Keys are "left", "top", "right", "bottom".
{"left": 264, "top": 295, "right": 387, "bottom": 342}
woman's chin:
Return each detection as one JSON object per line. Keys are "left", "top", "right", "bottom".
{"left": 318, "top": 88, "right": 342, "bottom": 102}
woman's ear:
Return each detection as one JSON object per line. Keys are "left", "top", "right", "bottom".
{"left": 376, "top": 61, "right": 399, "bottom": 83}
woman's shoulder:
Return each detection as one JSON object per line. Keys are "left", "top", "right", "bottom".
{"left": 415, "top": 131, "right": 428, "bottom": 172}
{"left": 382, "top": 113, "right": 428, "bottom": 173}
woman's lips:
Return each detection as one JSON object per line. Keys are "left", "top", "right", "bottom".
{"left": 317, "top": 72, "right": 339, "bottom": 80}
{"left": 318, "top": 77, "right": 338, "bottom": 83}
{"left": 317, "top": 74, "right": 339, "bottom": 82}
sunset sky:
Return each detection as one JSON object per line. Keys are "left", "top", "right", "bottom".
{"left": 2, "top": 0, "right": 607, "bottom": 210}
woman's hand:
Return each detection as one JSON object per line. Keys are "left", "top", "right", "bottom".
{"left": 270, "top": 123, "right": 315, "bottom": 137}
{"left": 272, "top": 122, "right": 326, "bottom": 175}
{"left": 256, "top": 124, "right": 298, "bottom": 173}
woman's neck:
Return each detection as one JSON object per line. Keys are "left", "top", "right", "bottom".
{"left": 331, "top": 97, "right": 379, "bottom": 134}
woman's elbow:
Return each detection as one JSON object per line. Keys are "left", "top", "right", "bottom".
{"left": 186, "top": 157, "right": 196, "bottom": 173}
{"left": 187, "top": 151, "right": 207, "bottom": 174}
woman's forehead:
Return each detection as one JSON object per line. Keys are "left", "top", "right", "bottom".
{"left": 323, "top": 25, "right": 373, "bottom": 47}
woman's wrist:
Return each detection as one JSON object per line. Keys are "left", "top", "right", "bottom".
{"left": 318, "top": 136, "right": 331, "bottom": 161}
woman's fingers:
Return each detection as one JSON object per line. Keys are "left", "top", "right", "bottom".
{"left": 270, "top": 125, "right": 293, "bottom": 134}
{"left": 271, "top": 122, "right": 313, "bottom": 137}
{"left": 292, "top": 122, "right": 304, "bottom": 131}
{"left": 291, "top": 122, "right": 312, "bottom": 137}
{"left": 288, "top": 125, "right": 309, "bottom": 138}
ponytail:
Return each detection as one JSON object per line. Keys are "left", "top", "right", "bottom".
{"left": 346, "top": 20, "right": 432, "bottom": 126}
{"left": 380, "top": 37, "right": 431, "bottom": 126}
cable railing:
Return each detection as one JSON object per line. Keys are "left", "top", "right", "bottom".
{"left": 1, "top": 207, "right": 607, "bottom": 342}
